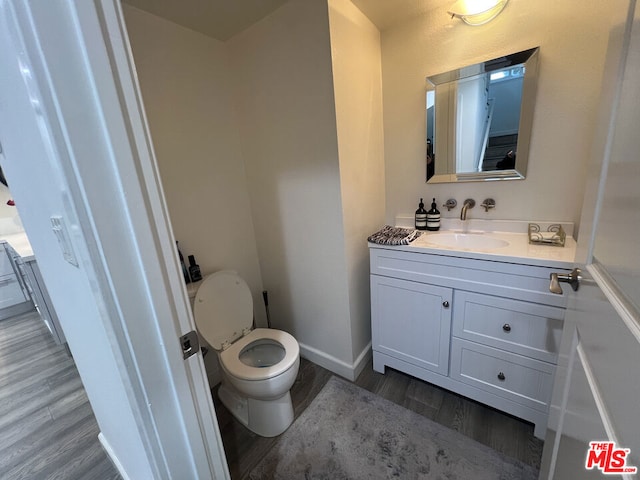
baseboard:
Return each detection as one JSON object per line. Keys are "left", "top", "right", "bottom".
{"left": 298, "top": 341, "right": 372, "bottom": 382}
{"left": 98, "top": 432, "right": 131, "bottom": 480}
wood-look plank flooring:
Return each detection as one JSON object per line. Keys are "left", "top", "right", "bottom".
{"left": 0, "top": 311, "right": 121, "bottom": 480}
{"left": 214, "top": 357, "right": 544, "bottom": 480}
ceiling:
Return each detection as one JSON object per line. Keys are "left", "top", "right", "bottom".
{"left": 122, "top": 0, "right": 449, "bottom": 42}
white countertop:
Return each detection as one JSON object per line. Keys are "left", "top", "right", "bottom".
{"left": 371, "top": 220, "right": 577, "bottom": 269}
{"left": 1, "top": 231, "right": 34, "bottom": 261}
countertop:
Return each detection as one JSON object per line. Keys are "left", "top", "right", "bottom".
{"left": 370, "top": 220, "right": 577, "bottom": 269}
{"left": 1, "top": 231, "right": 34, "bottom": 261}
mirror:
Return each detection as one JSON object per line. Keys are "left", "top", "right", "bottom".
{"left": 426, "top": 47, "right": 539, "bottom": 183}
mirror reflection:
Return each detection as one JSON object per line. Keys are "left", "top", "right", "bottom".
{"left": 426, "top": 47, "right": 539, "bottom": 183}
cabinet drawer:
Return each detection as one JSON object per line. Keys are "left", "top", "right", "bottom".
{"left": 452, "top": 291, "right": 563, "bottom": 363}
{"left": 450, "top": 338, "right": 555, "bottom": 412}
{"left": 370, "top": 247, "right": 569, "bottom": 307}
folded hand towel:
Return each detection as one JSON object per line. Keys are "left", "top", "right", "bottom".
{"left": 367, "top": 225, "right": 423, "bottom": 246}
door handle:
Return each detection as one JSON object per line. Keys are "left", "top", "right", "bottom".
{"left": 549, "top": 268, "right": 582, "bottom": 294}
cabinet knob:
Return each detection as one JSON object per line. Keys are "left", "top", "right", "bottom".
{"left": 497, "top": 372, "right": 506, "bottom": 381}
{"left": 442, "top": 301, "right": 450, "bottom": 308}
{"left": 502, "top": 323, "right": 511, "bottom": 332}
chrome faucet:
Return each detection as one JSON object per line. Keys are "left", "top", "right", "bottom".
{"left": 460, "top": 199, "right": 476, "bottom": 220}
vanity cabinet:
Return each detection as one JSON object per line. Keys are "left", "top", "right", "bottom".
{"left": 22, "top": 259, "right": 67, "bottom": 345}
{"left": 370, "top": 245, "right": 569, "bottom": 438}
{"left": 0, "top": 241, "right": 33, "bottom": 319}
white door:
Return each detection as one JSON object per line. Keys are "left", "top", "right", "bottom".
{"left": 540, "top": 1, "right": 640, "bottom": 478}
{"left": 0, "top": 1, "right": 229, "bottom": 478}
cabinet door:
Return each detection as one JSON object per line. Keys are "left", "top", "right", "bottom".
{"left": 371, "top": 275, "right": 452, "bottom": 375}
{"left": 0, "top": 243, "right": 13, "bottom": 276}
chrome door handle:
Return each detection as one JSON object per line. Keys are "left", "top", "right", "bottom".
{"left": 549, "top": 268, "right": 582, "bottom": 294}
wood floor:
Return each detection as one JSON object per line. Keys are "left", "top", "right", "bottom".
{"left": 0, "top": 311, "right": 120, "bottom": 480}
{"left": 0, "top": 309, "right": 543, "bottom": 479}
{"left": 214, "top": 357, "right": 544, "bottom": 480}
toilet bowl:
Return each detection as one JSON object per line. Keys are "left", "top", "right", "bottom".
{"left": 193, "top": 270, "right": 300, "bottom": 437}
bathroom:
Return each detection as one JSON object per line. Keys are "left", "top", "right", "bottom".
{"left": 117, "top": 0, "right": 620, "bottom": 387}
{"left": 0, "top": 0, "right": 634, "bottom": 477}
{"left": 120, "top": 0, "right": 624, "bottom": 474}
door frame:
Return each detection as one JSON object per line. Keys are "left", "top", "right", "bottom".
{"left": 0, "top": 0, "right": 229, "bottom": 478}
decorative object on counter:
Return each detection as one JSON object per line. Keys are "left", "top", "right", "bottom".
{"left": 427, "top": 198, "right": 441, "bottom": 231}
{"left": 443, "top": 198, "right": 457, "bottom": 211}
{"left": 480, "top": 198, "right": 496, "bottom": 212}
{"left": 188, "top": 255, "right": 202, "bottom": 282}
{"left": 414, "top": 198, "right": 427, "bottom": 230}
{"left": 528, "top": 223, "right": 566, "bottom": 247}
{"left": 367, "top": 225, "right": 423, "bottom": 246}
{"left": 176, "top": 241, "right": 191, "bottom": 283}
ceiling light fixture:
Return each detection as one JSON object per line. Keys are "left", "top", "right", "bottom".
{"left": 448, "top": 0, "right": 509, "bottom": 26}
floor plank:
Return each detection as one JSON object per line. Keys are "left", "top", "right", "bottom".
{"left": 213, "top": 357, "right": 544, "bottom": 480}
{"left": 0, "top": 311, "right": 121, "bottom": 480}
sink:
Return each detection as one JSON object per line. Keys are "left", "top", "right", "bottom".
{"left": 424, "top": 233, "right": 509, "bottom": 250}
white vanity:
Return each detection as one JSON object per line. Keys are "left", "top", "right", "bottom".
{"left": 369, "top": 221, "right": 576, "bottom": 438}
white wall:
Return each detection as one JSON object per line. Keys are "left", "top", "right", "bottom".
{"left": 228, "top": 0, "right": 357, "bottom": 372}
{"left": 123, "top": 5, "right": 266, "bottom": 331}
{"left": 489, "top": 77, "right": 522, "bottom": 136}
{"left": 328, "top": 0, "right": 385, "bottom": 364}
{"left": 455, "top": 76, "right": 486, "bottom": 172}
{"left": 381, "top": 0, "right": 627, "bottom": 234}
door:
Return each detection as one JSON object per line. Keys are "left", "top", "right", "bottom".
{"left": 540, "top": 1, "right": 640, "bottom": 478}
{"left": 371, "top": 275, "right": 452, "bottom": 375}
{"left": 0, "top": 1, "right": 229, "bottom": 478}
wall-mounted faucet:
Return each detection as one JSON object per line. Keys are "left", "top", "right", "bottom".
{"left": 443, "top": 199, "right": 457, "bottom": 211}
{"left": 460, "top": 199, "right": 475, "bottom": 220}
{"left": 480, "top": 198, "right": 496, "bottom": 212}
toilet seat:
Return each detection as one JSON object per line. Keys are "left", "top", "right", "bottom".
{"left": 193, "top": 270, "right": 253, "bottom": 350}
{"left": 220, "top": 328, "right": 299, "bottom": 381}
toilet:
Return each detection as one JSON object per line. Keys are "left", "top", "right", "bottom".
{"left": 193, "top": 270, "right": 300, "bottom": 437}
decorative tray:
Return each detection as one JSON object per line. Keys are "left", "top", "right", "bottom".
{"left": 528, "top": 223, "right": 566, "bottom": 247}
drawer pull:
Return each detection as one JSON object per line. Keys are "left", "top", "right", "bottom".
{"left": 502, "top": 323, "right": 511, "bottom": 332}
{"left": 442, "top": 301, "right": 450, "bottom": 308}
{"left": 497, "top": 372, "right": 506, "bottom": 381}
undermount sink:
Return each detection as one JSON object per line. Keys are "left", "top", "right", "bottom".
{"left": 424, "top": 232, "right": 509, "bottom": 250}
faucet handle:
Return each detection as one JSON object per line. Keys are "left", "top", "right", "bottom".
{"left": 443, "top": 199, "right": 457, "bottom": 211}
{"left": 480, "top": 198, "right": 496, "bottom": 212}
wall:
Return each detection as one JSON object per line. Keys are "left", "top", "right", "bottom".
{"left": 328, "top": 0, "right": 385, "bottom": 365}
{"left": 381, "top": 0, "right": 627, "bottom": 235}
{"left": 0, "top": 183, "right": 22, "bottom": 234}
{"left": 123, "top": 5, "right": 266, "bottom": 333}
{"left": 228, "top": 0, "right": 358, "bottom": 374}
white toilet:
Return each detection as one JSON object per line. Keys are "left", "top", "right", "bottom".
{"left": 193, "top": 270, "right": 300, "bottom": 437}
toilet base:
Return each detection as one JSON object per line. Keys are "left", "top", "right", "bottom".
{"left": 218, "top": 382, "right": 294, "bottom": 437}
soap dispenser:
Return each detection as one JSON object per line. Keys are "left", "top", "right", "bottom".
{"left": 426, "top": 198, "right": 441, "bottom": 231}
{"left": 415, "top": 198, "right": 427, "bottom": 230}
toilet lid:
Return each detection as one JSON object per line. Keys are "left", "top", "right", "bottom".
{"left": 193, "top": 271, "right": 253, "bottom": 350}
